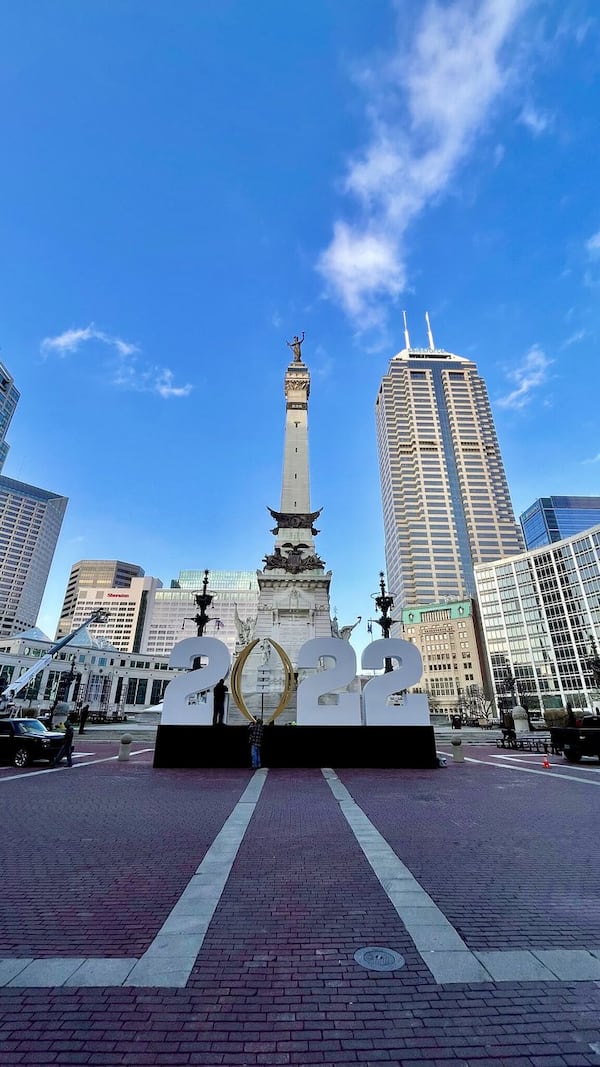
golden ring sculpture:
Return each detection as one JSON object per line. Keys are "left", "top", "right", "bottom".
{"left": 230, "top": 637, "right": 295, "bottom": 724}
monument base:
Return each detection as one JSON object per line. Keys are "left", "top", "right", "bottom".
{"left": 153, "top": 724, "right": 438, "bottom": 769}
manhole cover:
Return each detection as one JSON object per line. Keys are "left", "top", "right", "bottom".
{"left": 354, "top": 947, "right": 405, "bottom": 971}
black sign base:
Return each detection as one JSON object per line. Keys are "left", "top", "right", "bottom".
{"left": 153, "top": 724, "right": 438, "bottom": 769}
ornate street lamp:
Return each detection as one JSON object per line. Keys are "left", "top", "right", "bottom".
{"left": 181, "top": 570, "right": 215, "bottom": 670}
{"left": 191, "top": 570, "right": 214, "bottom": 637}
{"left": 371, "top": 571, "right": 396, "bottom": 673}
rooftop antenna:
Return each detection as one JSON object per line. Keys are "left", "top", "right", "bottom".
{"left": 425, "top": 311, "right": 435, "bottom": 350}
{"left": 402, "top": 310, "right": 411, "bottom": 350}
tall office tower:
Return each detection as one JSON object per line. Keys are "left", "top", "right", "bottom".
{"left": 141, "top": 570, "right": 259, "bottom": 656}
{"left": 64, "top": 575, "right": 162, "bottom": 653}
{"left": 520, "top": 496, "right": 600, "bottom": 550}
{"left": 376, "top": 320, "right": 523, "bottom": 609}
{"left": 0, "top": 364, "right": 20, "bottom": 472}
{"left": 56, "top": 560, "right": 145, "bottom": 638}
{"left": 0, "top": 477, "right": 68, "bottom": 637}
{"left": 252, "top": 335, "right": 333, "bottom": 663}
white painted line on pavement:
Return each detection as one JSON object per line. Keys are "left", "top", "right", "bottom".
{"left": 492, "top": 752, "right": 600, "bottom": 773}
{"left": 2, "top": 768, "right": 266, "bottom": 988}
{"left": 125, "top": 767, "right": 268, "bottom": 987}
{"left": 0, "top": 748, "right": 154, "bottom": 783}
{"left": 322, "top": 767, "right": 492, "bottom": 984}
{"left": 465, "top": 755, "right": 600, "bottom": 784}
{"left": 322, "top": 767, "right": 600, "bottom": 983}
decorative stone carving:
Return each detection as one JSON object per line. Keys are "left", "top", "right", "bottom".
{"left": 262, "top": 546, "right": 325, "bottom": 574}
{"left": 268, "top": 507, "right": 322, "bottom": 536}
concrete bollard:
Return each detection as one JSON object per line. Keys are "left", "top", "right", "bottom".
{"left": 450, "top": 737, "right": 464, "bottom": 763}
{"left": 118, "top": 733, "right": 133, "bottom": 761}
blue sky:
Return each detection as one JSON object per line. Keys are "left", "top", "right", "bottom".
{"left": 1, "top": 1, "right": 600, "bottom": 649}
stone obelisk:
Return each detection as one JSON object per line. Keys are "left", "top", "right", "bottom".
{"left": 253, "top": 334, "right": 333, "bottom": 664}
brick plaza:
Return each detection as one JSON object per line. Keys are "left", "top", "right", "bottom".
{"left": 1, "top": 738, "right": 600, "bottom": 1065}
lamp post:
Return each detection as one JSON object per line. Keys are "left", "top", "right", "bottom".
{"left": 587, "top": 632, "right": 600, "bottom": 692}
{"left": 371, "top": 571, "right": 396, "bottom": 673}
{"left": 191, "top": 570, "right": 214, "bottom": 637}
{"left": 182, "top": 570, "right": 215, "bottom": 670}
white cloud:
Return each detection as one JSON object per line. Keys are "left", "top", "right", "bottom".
{"left": 154, "top": 370, "right": 193, "bottom": 399}
{"left": 518, "top": 104, "right": 553, "bottom": 135}
{"left": 496, "top": 344, "right": 552, "bottom": 410}
{"left": 586, "top": 231, "right": 600, "bottom": 255}
{"left": 583, "top": 453, "right": 600, "bottom": 464}
{"left": 41, "top": 323, "right": 192, "bottom": 399}
{"left": 112, "top": 362, "right": 192, "bottom": 399}
{"left": 41, "top": 324, "right": 138, "bottom": 357}
{"left": 317, "top": 0, "right": 530, "bottom": 325}
{"left": 563, "top": 328, "right": 587, "bottom": 347}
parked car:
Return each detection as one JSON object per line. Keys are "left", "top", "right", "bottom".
{"left": 0, "top": 718, "right": 65, "bottom": 767}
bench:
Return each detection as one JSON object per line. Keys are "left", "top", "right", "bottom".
{"left": 496, "top": 733, "right": 551, "bottom": 754}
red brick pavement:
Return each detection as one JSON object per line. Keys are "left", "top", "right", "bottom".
{"left": 1, "top": 755, "right": 600, "bottom": 1065}
{"left": 354, "top": 746, "right": 600, "bottom": 951}
{"left": 0, "top": 750, "right": 252, "bottom": 957}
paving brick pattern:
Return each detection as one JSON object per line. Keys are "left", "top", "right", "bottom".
{"left": 340, "top": 753, "right": 600, "bottom": 951}
{"left": 2, "top": 752, "right": 600, "bottom": 1064}
{"left": 0, "top": 754, "right": 251, "bottom": 957}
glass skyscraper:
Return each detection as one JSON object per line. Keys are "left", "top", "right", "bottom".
{"left": 520, "top": 496, "right": 600, "bottom": 549}
{"left": 376, "top": 339, "right": 523, "bottom": 609}
{"left": 475, "top": 524, "right": 600, "bottom": 713}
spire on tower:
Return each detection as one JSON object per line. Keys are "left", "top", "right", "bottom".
{"left": 402, "top": 310, "right": 411, "bottom": 350}
{"left": 425, "top": 311, "right": 435, "bottom": 350}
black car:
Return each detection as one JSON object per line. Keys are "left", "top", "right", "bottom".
{"left": 0, "top": 718, "right": 65, "bottom": 767}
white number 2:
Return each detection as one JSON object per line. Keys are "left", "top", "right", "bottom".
{"left": 361, "top": 639, "right": 429, "bottom": 725}
{"left": 161, "top": 637, "right": 231, "bottom": 725}
{"left": 296, "top": 638, "right": 361, "bottom": 725}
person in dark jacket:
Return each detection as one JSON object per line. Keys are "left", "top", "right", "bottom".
{"left": 78, "top": 704, "right": 90, "bottom": 735}
{"left": 212, "top": 680, "right": 227, "bottom": 726}
{"left": 52, "top": 716, "right": 75, "bottom": 767}
{"left": 248, "top": 716, "right": 264, "bottom": 769}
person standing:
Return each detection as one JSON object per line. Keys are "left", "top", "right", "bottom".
{"left": 212, "top": 680, "right": 227, "bottom": 727}
{"left": 248, "top": 716, "right": 264, "bottom": 769}
{"left": 52, "top": 716, "right": 75, "bottom": 767}
{"left": 78, "top": 704, "right": 90, "bottom": 735}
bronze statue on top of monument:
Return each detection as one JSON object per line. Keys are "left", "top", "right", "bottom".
{"left": 286, "top": 331, "right": 305, "bottom": 362}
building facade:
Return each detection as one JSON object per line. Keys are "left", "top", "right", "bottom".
{"left": 401, "top": 599, "right": 489, "bottom": 717}
{"left": 376, "top": 337, "right": 523, "bottom": 609}
{"left": 0, "top": 627, "right": 174, "bottom": 714}
{"left": 475, "top": 524, "right": 600, "bottom": 713}
{"left": 56, "top": 560, "right": 145, "bottom": 638}
{"left": 141, "top": 570, "right": 260, "bottom": 657}
{"left": 0, "top": 477, "right": 68, "bottom": 638}
{"left": 0, "top": 363, "right": 20, "bottom": 473}
{"left": 520, "top": 496, "right": 600, "bottom": 550}
{"left": 63, "top": 576, "right": 163, "bottom": 653}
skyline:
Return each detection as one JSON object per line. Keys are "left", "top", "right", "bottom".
{"left": 2, "top": 1, "right": 600, "bottom": 649}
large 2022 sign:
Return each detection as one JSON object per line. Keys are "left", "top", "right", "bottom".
{"left": 161, "top": 636, "right": 429, "bottom": 727}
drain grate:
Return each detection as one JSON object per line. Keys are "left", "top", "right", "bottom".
{"left": 354, "top": 946, "right": 405, "bottom": 971}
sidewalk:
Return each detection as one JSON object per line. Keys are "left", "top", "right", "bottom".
{"left": 1, "top": 745, "right": 600, "bottom": 1065}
